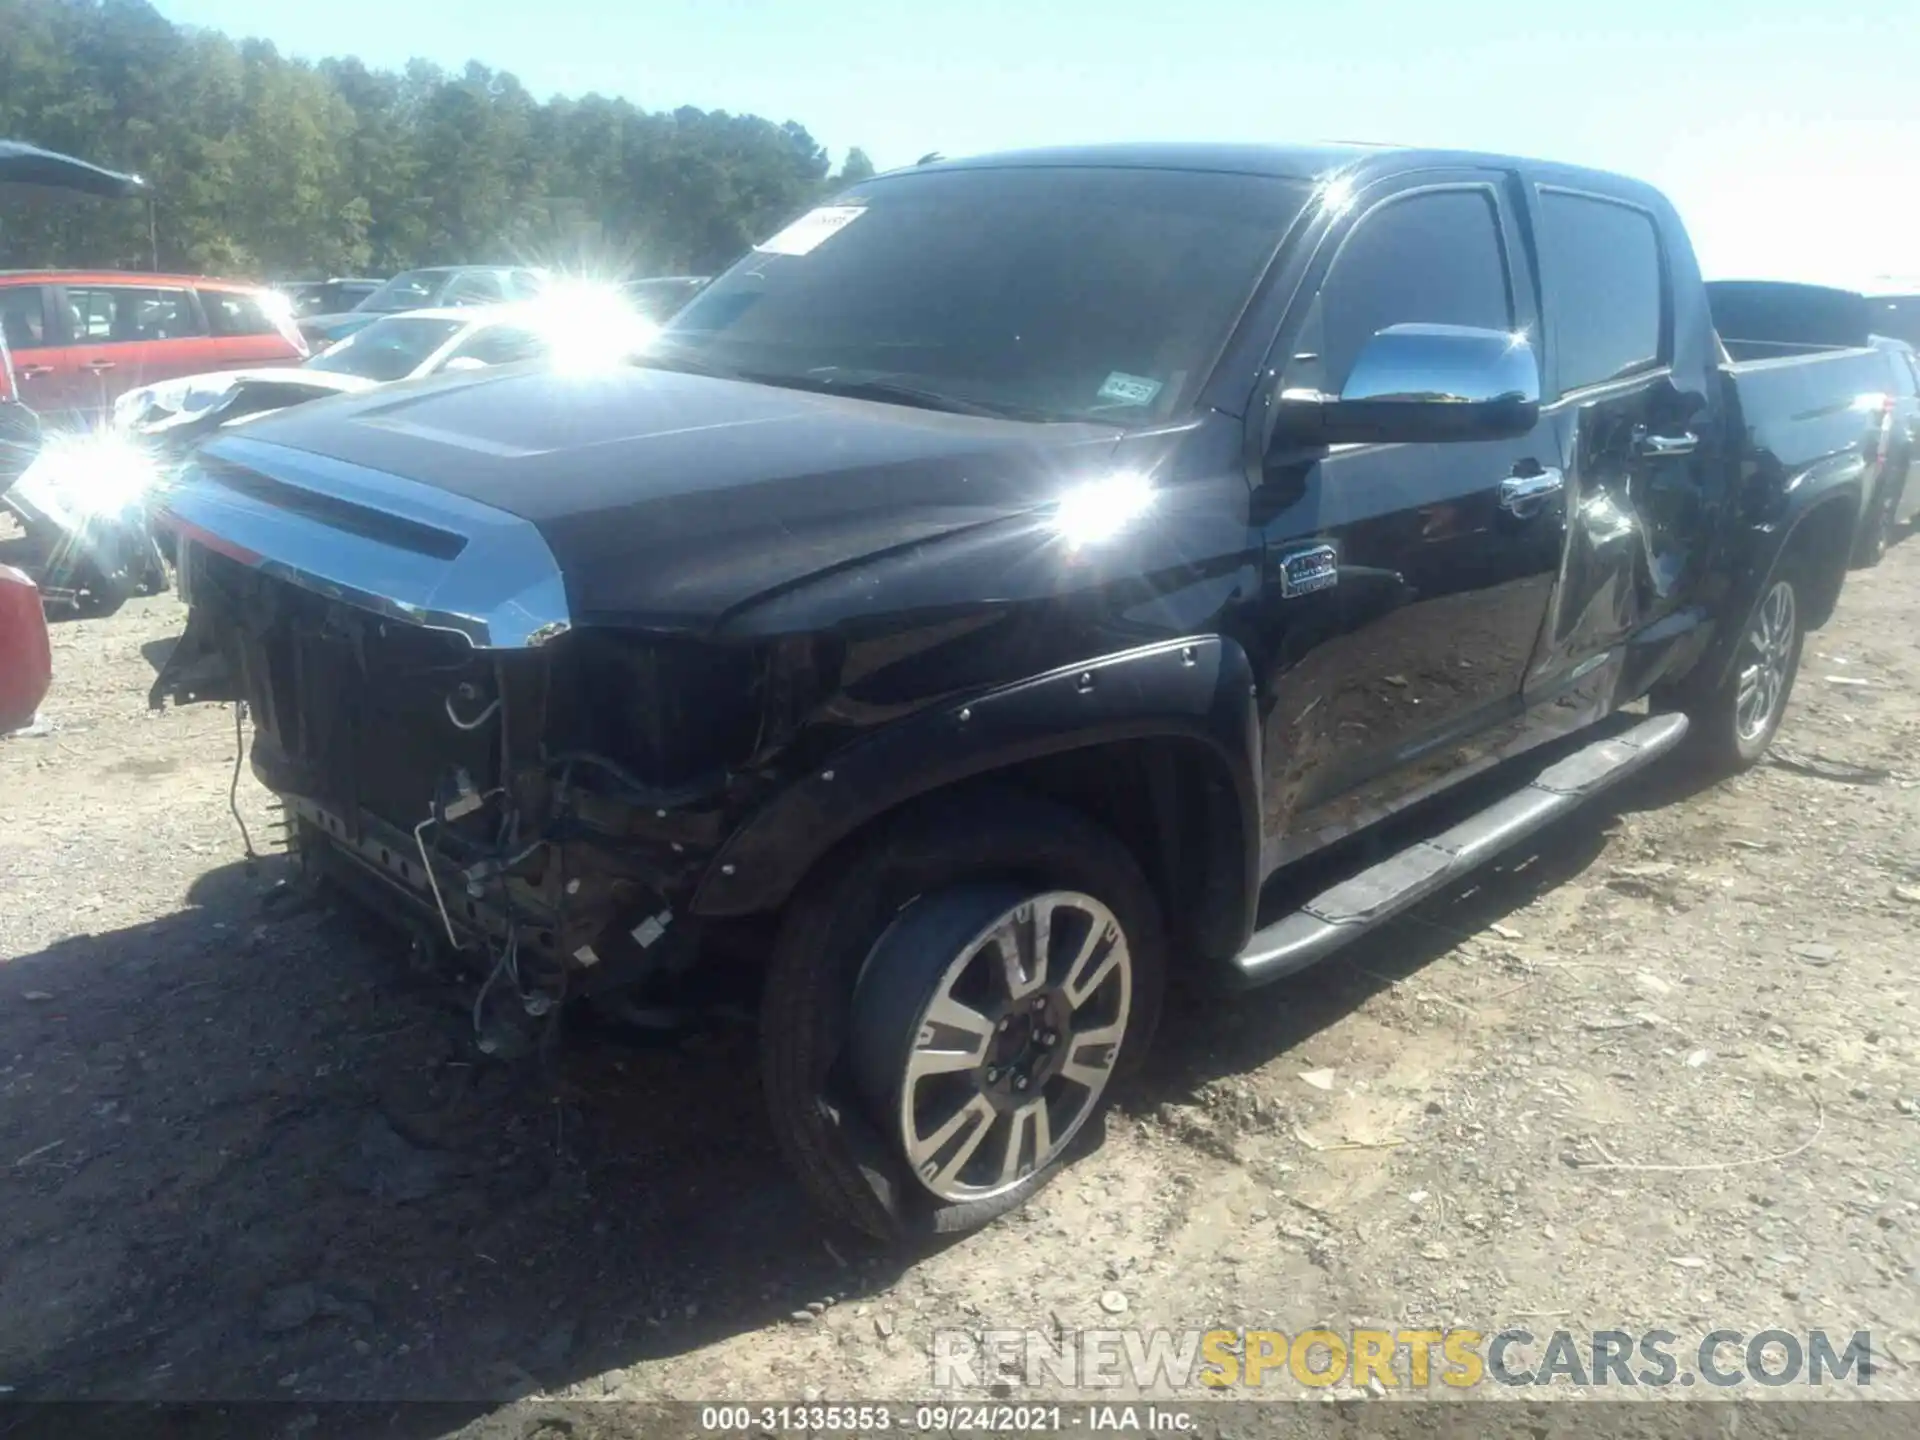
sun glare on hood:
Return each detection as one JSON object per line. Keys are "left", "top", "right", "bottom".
{"left": 1053, "top": 471, "right": 1157, "bottom": 548}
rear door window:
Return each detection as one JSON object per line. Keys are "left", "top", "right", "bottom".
{"left": 1310, "top": 188, "right": 1514, "bottom": 392}
{"left": 1537, "top": 191, "right": 1665, "bottom": 393}
{"left": 63, "top": 285, "right": 206, "bottom": 343}
{"left": 121, "top": 288, "right": 204, "bottom": 340}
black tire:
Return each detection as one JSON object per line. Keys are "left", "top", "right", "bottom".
{"left": 759, "top": 786, "right": 1167, "bottom": 1241}
{"left": 1680, "top": 567, "right": 1806, "bottom": 773}
{"left": 72, "top": 576, "right": 130, "bottom": 619}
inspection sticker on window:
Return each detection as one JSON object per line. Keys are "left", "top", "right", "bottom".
{"left": 1097, "top": 371, "right": 1163, "bottom": 407}
{"left": 754, "top": 205, "right": 867, "bottom": 256}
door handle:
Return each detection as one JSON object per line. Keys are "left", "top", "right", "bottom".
{"left": 1632, "top": 426, "right": 1698, "bottom": 457}
{"left": 81, "top": 360, "right": 117, "bottom": 373}
{"left": 1499, "top": 466, "right": 1565, "bottom": 516}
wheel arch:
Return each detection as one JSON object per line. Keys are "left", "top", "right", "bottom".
{"left": 1697, "top": 491, "right": 1858, "bottom": 694}
{"left": 690, "top": 635, "right": 1263, "bottom": 963}
{"left": 1775, "top": 492, "right": 1858, "bottom": 633}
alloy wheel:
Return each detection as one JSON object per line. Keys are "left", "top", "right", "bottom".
{"left": 888, "top": 891, "right": 1132, "bottom": 1203}
{"left": 1734, "top": 579, "right": 1796, "bottom": 743}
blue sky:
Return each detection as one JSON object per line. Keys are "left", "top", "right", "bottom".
{"left": 156, "top": 0, "right": 1918, "bottom": 287}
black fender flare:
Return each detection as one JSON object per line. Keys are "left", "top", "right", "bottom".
{"left": 689, "top": 634, "right": 1262, "bottom": 946}
{"left": 1701, "top": 481, "right": 1861, "bottom": 693}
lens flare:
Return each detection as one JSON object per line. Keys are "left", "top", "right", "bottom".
{"left": 521, "top": 277, "right": 659, "bottom": 375}
{"left": 12, "top": 429, "right": 164, "bottom": 532}
{"left": 1053, "top": 471, "right": 1156, "bottom": 548}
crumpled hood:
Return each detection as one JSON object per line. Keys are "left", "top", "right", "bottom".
{"left": 209, "top": 364, "right": 1128, "bottom": 630}
{"left": 117, "top": 367, "right": 375, "bottom": 427}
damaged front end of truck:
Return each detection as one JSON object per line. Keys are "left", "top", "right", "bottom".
{"left": 150, "top": 436, "right": 831, "bottom": 1025}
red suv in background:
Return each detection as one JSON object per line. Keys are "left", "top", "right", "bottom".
{"left": 0, "top": 271, "right": 305, "bottom": 426}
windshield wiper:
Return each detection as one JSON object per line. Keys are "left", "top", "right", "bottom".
{"left": 736, "top": 370, "right": 1048, "bottom": 421}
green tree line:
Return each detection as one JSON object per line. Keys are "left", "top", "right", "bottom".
{"left": 0, "top": 0, "right": 876, "bottom": 279}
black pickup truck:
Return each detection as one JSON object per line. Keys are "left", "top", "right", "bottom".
{"left": 153, "top": 143, "right": 1890, "bottom": 1240}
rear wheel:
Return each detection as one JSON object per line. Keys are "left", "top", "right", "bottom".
{"left": 1682, "top": 571, "right": 1804, "bottom": 772}
{"left": 759, "top": 789, "right": 1166, "bottom": 1240}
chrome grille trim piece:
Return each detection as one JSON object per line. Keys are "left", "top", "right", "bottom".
{"left": 160, "top": 434, "right": 571, "bottom": 649}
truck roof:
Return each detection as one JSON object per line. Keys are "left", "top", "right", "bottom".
{"left": 912, "top": 141, "right": 1663, "bottom": 201}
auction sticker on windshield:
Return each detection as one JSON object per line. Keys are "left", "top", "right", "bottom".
{"left": 1097, "top": 371, "right": 1162, "bottom": 406}
{"left": 755, "top": 205, "right": 866, "bottom": 256}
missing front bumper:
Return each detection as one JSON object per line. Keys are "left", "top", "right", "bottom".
{"left": 287, "top": 797, "right": 698, "bottom": 995}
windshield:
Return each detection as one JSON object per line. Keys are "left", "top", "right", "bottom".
{"left": 353, "top": 269, "right": 451, "bottom": 313}
{"left": 303, "top": 315, "right": 464, "bottom": 381}
{"left": 656, "top": 167, "right": 1309, "bottom": 423}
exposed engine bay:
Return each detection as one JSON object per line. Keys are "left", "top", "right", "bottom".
{"left": 153, "top": 541, "right": 820, "bottom": 1031}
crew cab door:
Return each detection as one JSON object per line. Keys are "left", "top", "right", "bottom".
{"left": 1523, "top": 187, "right": 1718, "bottom": 689}
{"left": 1248, "top": 174, "right": 1566, "bottom": 869}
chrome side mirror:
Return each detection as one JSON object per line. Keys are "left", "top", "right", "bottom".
{"left": 1280, "top": 323, "right": 1541, "bottom": 445}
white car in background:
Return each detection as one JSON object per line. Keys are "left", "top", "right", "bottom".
{"left": 112, "top": 303, "right": 589, "bottom": 428}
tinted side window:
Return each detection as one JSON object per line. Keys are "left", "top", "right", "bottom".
{"left": 1539, "top": 192, "right": 1663, "bottom": 392}
{"left": 1315, "top": 189, "right": 1512, "bottom": 390}
{"left": 117, "top": 287, "right": 203, "bottom": 340}
{"left": 65, "top": 286, "right": 205, "bottom": 343}
{"left": 202, "top": 290, "right": 277, "bottom": 336}
{"left": 0, "top": 287, "right": 51, "bottom": 350}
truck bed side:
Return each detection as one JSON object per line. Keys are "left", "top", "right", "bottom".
{"left": 1683, "top": 343, "right": 1888, "bottom": 689}
{"left": 1735, "top": 347, "right": 1881, "bottom": 481}
{"left": 1723, "top": 347, "right": 1884, "bottom": 514}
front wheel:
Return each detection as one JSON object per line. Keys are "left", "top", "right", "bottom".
{"left": 1682, "top": 571, "right": 1805, "bottom": 772}
{"left": 759, "top": 789, "right": 1166, "bottom": 1240}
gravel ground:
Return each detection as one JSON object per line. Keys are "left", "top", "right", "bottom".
{"left": 1, "top": 529, "right": 1917, "bottom": 1431}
